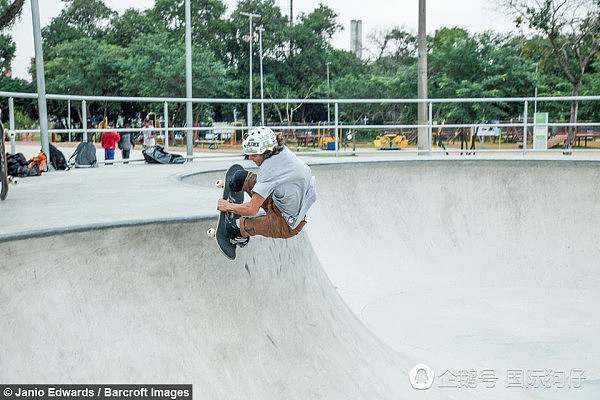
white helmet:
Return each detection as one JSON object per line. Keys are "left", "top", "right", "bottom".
{"left": 242, "top": 126, "right": 277, "bottom": 155}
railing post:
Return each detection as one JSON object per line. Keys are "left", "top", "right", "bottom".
{"left": 164, "top": 101, "right": 169, "bottom": 152}
{"left": 185, "top": 0, "right": 193, "bottom": 162}
{"left": 523, "top": 100, "right": 528, "bottom": 155}
{"left": 428, "top": 101, "right": 433, "bottom": 155}
{"left": 8, "top": 97, "right": 15, "bottom": 154}
{"left": 334, "top": 102, "right": 339, "bottom": 157}
{"left": 247, "top": 101, "right": 253, "bottom": 131}
{"left": 82, "top": 100, "right": 87, "bottom": 142}
{"left": 68, "top": 99, "right": 71, "bottom": 142}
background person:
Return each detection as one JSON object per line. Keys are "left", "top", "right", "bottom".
{"left": 141, "top": 120, "right": 156, "bottom": 149}
{"left": 118, "top": 124, "right": 134, "bottom": 164}
{"left": 101, "top": 124, "right": 120, "bottom": 165}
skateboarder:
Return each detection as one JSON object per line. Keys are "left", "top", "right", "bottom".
{"left": 216, "top": 126, "right": 316, "bottom": 246}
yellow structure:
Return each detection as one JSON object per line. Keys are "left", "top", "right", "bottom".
{"left": 317, "top": 122, "right": 343, "bottom": 149}
{"left": 373, "top": 133, "right": 408, "bottom": 149}
{"left": 97, "top": 117, "right": 108, "bottom": 130}
{"left": 146, "top": 112, "right": 163, "bottom": 144}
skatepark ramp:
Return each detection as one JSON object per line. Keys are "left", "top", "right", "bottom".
{"left": 1, "top": 159, "right": 599, "bottom": 399}
{"left": 0, "top": 220, "right": 416, "bottom": 399}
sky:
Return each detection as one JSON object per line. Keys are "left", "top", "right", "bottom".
{"left": 6, "top": 0, "right": 522, "bottom": 81}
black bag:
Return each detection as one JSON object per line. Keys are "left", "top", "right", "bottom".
{"left": 49, "top": 144, "right": 68, "bottom": 170}
{"left": 69, "top": 142, "right": 97, "bottom": 168}
{"left": 142, "top": 145, "right": 185, "bottom": 164}
{"left": 16, "top": 165, "right": 41, "bottom": 177}
{"left": 6, "top": 153, "right": 28, "bottom": 176}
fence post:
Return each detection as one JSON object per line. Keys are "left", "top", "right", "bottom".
{"left": 523, "top": 101, "right": 528, "bottom": 155}
{"left": 247, "top": 101, "right": 253, "bottom": 131}
{"left": 68, "top": 99, "right": 71, "bottom": 142}
{"left": 164, "top": 101, "right": 169, "bottom": 152}
{"left": 82, "top": 100, "right": 87, "bottom": 142}
{"left": 8, "top": 97, "right": 15, "bottom": 154}
{"left": 334, "top": 102, "right": 339, "bottom": 157}
{"left": 428, "top": 101, "right": 433, "bottom": 155}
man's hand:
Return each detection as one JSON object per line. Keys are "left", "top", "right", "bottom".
{"left": 217, "top": 198, "right": 231, "bottom": 212}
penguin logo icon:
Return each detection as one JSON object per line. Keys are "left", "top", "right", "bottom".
{"left": 409, "top": 364, "right": 434, "bottom": 390}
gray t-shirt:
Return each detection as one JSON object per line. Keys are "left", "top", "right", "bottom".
{"left": 119, "top": 133, "right": 132, "bottom": 151}
{"left": 252, "top": 146, "right": 316, "bottom": 229}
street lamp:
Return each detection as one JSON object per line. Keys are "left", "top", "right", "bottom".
{"left": 240, "top": 12, "right": 261, "bottom": 129}
{"left": 257, "top": 26, "right": 265, "bottom": 125}
{"left": 326, "top": 62, "right": 331, "bottom": 123}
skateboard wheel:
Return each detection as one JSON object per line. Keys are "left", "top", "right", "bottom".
{"left": 9, "top": 177, "right": 18, "bottom": 185}
{"left": 215, "top": 179, "right": 225, "bottom": 188}
{"left": 207, "top": 228, "right": 216, "bottom": 238}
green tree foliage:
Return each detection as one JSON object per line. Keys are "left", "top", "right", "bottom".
{"left": 150, "top": 0, "right": 228, "bottom": 59}
{"left": 104, "top": 8, "right": 157, "bottom": 46}
{"left": 428, "top": 29, "right": 534, "bottom": 123}
{"left": 120, "top": 32, "right": 231, "bottom": 123}
{"left": 505, "top": 0, "right": 600, "bottom": 148}
{"left": 42, "top": 0, "right": 116, "bottom": 49}
{"left": 0, "top": 32, "right": 14, "bottom": 72}
{"left": 368, "top": 27, "right": 417, "bottom": 73}
{"left": 0, "top": 0, "right": 23, "bottom": 30}
{"left": 44, "top": 37, "right": 127, "bottom": 129}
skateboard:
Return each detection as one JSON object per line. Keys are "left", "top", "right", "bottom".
{"left": 0, "top": 109, "right": 18, "bottom": 201}
{"left": 207, "top": 164, "right": 245, "bottom": 260}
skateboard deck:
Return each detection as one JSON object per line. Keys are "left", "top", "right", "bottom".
{"left": 208, "top": 164, "right": 245, "bottom": 260}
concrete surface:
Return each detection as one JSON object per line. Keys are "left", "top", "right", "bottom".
{"left": 1, "top": 153, "right": 599, "bottom": 399}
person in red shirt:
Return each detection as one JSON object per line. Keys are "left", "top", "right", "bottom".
{"left": 101, "top": 124, "right": 120, "bottom": 165}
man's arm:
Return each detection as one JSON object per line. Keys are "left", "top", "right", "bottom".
{"left": 217, "top": 192, "right": 264, "bottom": 216}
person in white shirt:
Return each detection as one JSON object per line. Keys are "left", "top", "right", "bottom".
{"left": 217, "top": 126, "right": 317, "bottom": 246}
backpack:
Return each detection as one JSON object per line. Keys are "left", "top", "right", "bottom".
{"left": 69, "top": 142, "right": 97, "bottom": 168}
{"left": 6, "top": 153, "right": 28, "bottom": 176}
{"left": 28, "top": 151, "right": 47, "bottom": 172}
{"left": 142, "top": 145, "right": 185, "bottom": 164}
{"left": 49, "top": 144, "right": 68, "bottom": 170}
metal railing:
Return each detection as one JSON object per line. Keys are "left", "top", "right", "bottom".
{"left": 2, "top": 91, "right": 600, "bottom": 162}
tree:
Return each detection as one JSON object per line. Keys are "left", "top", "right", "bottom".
{"left": 0, "top": 33, "right": 14, "bottom": 74}
{"left": 504, "top": 0, "right": 600, "bottom": 148}
{"left": 120, "top": 33, "right": 231, "bottom": 125}
{"left": 42, "top": 0, "right": 116, "bottom": 49}
{"left": 151, "top": 0, "right": 228, "bottom": 60}
{"left": 368, "top": 26, "right": 417, "bottom": 73}
{"left": 0, "top": 0, "right": 24, "bottom": 29}
{"left": 104, "top": 8, "right": 157, "bottom": 46}
{"left": 44, "top": 38, "right": 127, "bottom": 128}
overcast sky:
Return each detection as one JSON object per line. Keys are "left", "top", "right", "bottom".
{"left": 7, "top": 0, "right": 520, "bottom": 81}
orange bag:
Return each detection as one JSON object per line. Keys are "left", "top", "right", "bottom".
{"left": 28, "top": 151, "right": 47, "bottom": 171}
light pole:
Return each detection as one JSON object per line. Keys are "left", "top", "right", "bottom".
{"left": 534, "top": 62, "right": 539, "bottom": 117}
{"left": 240, "top": 12, "right": 261, "bottom": 129}
{"left": 326, "top": 62, "right": 331, "bottom": 123}
{"left": 31, "top": 0, "right": 50, "bottom": 163}
{"left": 185, "top": 0, "right": 193, "bottom": 159}
{"left": 417, "top": 0, "right": 428, "bottom": 154}
{"left": 257, "top": 26, "right": 265, "bottom": 125}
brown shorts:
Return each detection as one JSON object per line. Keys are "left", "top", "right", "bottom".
{"left": 239, "top": 171, "right": 306, "bottom": 239}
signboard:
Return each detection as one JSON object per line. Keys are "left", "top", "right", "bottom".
{"left": 474, "top": 123, "right": 499, "bottom": 137}
{"left": 206, "top": 122, "right": 235, "bottom": 140}
{"left": 533, "top": 112, "right": 548, "bottom": 150}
